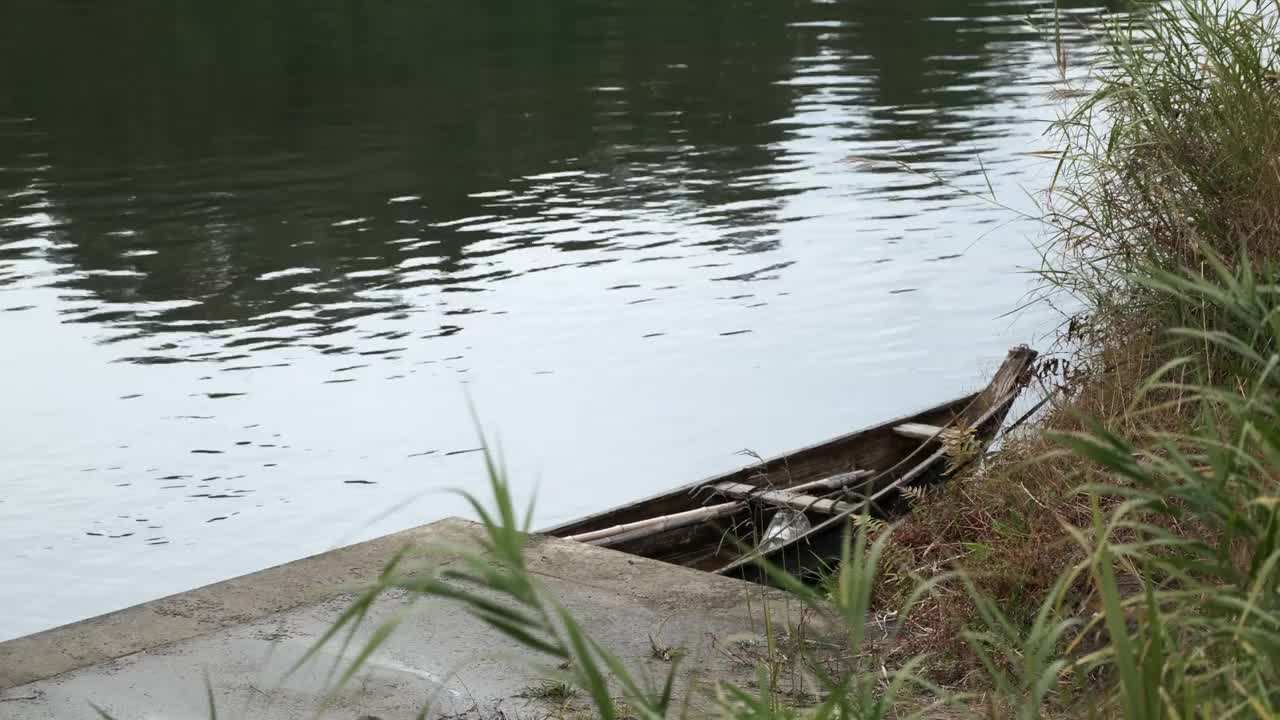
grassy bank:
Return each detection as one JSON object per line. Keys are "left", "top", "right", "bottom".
{"left": 871, "top": 0, "right": 1280, "bottom": 712}
{"left": 880, "top": 0, "right": 1280, "bottom": 702}
{"left": 299, "top": 1, "right": 1280, "bottom": 718}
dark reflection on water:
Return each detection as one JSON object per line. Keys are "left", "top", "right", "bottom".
{"left": 2, "top": 0, "right": 1111, "bottom": 357}
{"left": 0, "top": 0, "right": 1117, "bottom": 638}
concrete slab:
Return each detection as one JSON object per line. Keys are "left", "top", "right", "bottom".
{"left": 0, "top": 518, "right": 817, "bottom": 719}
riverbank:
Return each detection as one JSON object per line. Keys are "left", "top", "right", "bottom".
{"left": 0, "top": 518, "right": 816, "bottom": 718}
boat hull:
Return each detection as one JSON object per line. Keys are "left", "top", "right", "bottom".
{"left": 542, "top": 347, "right": 1037, "bottom": 581}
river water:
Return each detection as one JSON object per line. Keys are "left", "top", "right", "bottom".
{"left": 0, "top": 0, "right": 1111, "bottom": 639}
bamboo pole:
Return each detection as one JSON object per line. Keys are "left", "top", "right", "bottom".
{"left": 693, "top": 469, "right": 867, "bottom": 503}
{"left": 564, "top": 501, "right": 743, "bottom": 544}
{"left": 570, "top": 471, "right": 873, "bottom": 547}
{"left": 710, "top": 482, "right": 855, "bottom": 515}
{"left": 783, "top": 469, "right": 871, "bottom": 494}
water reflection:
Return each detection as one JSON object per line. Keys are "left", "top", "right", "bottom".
{"left": 2, "top": 0, "right": 1112, "bottom": 359}
{"left": 1, "top": 0, "right": 1116, "bottom": 638}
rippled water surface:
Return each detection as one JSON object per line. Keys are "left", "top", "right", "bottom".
{"left": 0, "top": 0, "right": 1111, "bottom": 639}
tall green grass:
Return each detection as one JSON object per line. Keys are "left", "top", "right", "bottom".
{"left": 1045, "top": 0, "right": 1280, "bottom": 360}
{"left": 1057, "top": 255, "right": 1280, "bottom": 716}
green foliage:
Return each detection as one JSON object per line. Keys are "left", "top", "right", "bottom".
{"left": 1056, "top": 258, "right": 1280, "bottom": 716}
{"left": 1044, "top": 0, "right": 1280, "bottom": 336}
{"left": 291, "top": 445, "right": 690, "bottom": 720}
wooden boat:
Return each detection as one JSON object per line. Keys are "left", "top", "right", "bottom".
{"left": 542, "top": 347, "right": 1037, "bottom": 583}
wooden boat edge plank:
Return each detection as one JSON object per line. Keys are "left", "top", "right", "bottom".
{"left": 538, "top": 390, "right": 980, "bottom": 536}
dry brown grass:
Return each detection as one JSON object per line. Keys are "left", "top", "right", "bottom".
{"left": 874, "top": 433, "right": 1086, "bottom": 687}
{"left": 872, "top": 323, "right": 1208, "bottom": 689}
